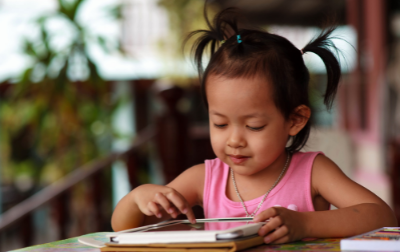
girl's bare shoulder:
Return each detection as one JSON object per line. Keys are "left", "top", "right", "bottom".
{"left": 311, "top": 154, "right": 350, "bottom": 192}
{"left": 167, "top": 163, "right": 205, "bottom": 206}
{"left": 311, "top": 154, "right": 385, "bottom": 208}
{"left": 174, "top": 163, "right": 205, "bottom": 184}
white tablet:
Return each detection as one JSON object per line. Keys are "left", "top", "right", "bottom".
{"left": 107, "top": 218, "right": 265, "bottom": 244}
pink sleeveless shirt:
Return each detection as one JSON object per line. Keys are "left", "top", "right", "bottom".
{"left": 203, "top": 151, "right": 323, "bottom": 218}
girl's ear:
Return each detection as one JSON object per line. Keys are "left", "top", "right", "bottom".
{"left": 288, "top": 105, "right": 311, "bottom": 136}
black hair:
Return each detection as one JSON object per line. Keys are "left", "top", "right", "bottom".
{"left": 186, "top": 8, "right": 342, "bottom": 153}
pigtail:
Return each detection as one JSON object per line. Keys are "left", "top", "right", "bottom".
{"left": 302, "top": 27, "right": 341, "bottom": 109}
{"left": 185, "top": 7, "right": 241, "bottom": 79}
{"left": 186, "top": 31, "right": 219, "bottom": 77}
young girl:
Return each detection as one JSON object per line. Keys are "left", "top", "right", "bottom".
{"left": 111, "top": 8, "right": 397, "bottom": 244}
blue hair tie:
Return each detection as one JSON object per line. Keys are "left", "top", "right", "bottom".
{"left": 237, "top": 35, "right": 242, "bottom": 44}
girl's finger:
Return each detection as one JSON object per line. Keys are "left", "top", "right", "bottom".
{"left": 154, "top": 193, "right": 178, "bottom": 218}
{"left": 253, "top": 207, "right": 279, "bottom": 222}
{"left": 184, "top": 207, "right": 197, "bottom": 224}
{"left": 166, "top": 192, "right": 196, "bottom": 224}
{"left": 270, "top": 235, "right": 290, "bottom": 244}
{"left": 264, "top": 225, "right": 289, "bottom": 244}
{"left": 268, "top": 215, "right": 283, "bottom": 228}
{"left": 147, "top": 201, "right": 162, "bottom": 218}
{"left": 258, "top": 216, "right": 283, "bottom": 236}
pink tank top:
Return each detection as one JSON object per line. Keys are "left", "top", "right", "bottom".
{"left": 203, "top": 151, "right": 323, "bottom": 218}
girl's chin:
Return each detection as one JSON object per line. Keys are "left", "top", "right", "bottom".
{"left": 230, "top": 164, "right": 269, "bottom": 177}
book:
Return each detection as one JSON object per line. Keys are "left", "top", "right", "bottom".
{"left": 340, "top": 227, "right": 400, "bottom": 251}
{"left": 100, "top": 235, "right": 264, "bottom": 252}
{"left": 79, "top": 235, "right": 265, "bottom": 252}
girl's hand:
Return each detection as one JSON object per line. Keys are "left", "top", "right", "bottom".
{"left": 133, "top": 184, "right": 196, "bottom": 223}
{"left": 253, "top": 207, "right": 307, "bottom": 244}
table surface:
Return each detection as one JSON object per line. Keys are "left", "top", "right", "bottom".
{"left": 11, "top": 233, "right": 343, "bottom": 252}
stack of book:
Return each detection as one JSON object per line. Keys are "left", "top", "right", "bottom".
{"left": 340, "top": 227, "right": 400, "bottom": 251}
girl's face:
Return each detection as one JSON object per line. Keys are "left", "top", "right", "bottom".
{"left": 206, "top": 75, "right": 295, "bottom": 177}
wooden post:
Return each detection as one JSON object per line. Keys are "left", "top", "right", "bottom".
{"left": 345, "top": 0, "right": 366, "bottom": 131}
{"left": 122, "top": 80, "right": 154, "bottom": 189}
{"left": 345, "top": 0, "right": 390, "bottom": 205}
{"left": 132, "top": 80, "right": 154, "bottom": 132}
{"left": 125, "top": 152, "right": 139, "bottom": 190}
{"left": 20, "top": 213, "right": 32, "bottom": 247}
{"left": 91, "top": 172, "right": 103, "bottom": 232}
{"left": 155, "top": 86, "right": 190, "bottom": 183}
{"left": 52, "top": 192, "right": 69, "bottom": 239}
{"left": 389, "top": 140, "right": 400, "bottom": 225}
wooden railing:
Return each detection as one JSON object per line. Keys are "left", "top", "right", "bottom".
{"left": 0, "top": 83, "right": 214, "bottom": 250}
{"left": 0, "top": 125, "right": 155, "bottom": 245}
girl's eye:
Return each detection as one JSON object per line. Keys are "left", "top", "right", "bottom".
{"left": 214, "top": 124, "right": 227, "bottom": 128}
{"left": 247, "top": 125, "right": 266, "bottom": 131}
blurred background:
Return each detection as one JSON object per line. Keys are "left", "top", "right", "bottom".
{"left": 0, "top": 0, "right": 399, "bottom": 250}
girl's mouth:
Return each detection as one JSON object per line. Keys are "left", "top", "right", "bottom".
{"left": 229, "top": 155, "right": 249, "bottom": 165}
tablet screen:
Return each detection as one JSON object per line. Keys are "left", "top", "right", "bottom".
{"left": 140, "top": 221, "right": 255, "bottom": 233}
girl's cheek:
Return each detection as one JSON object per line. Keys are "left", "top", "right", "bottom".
{"left": 209, "top": 134, "right": 219, "bottom": 148}
{"left": 210, "top": 134, "right": 225, "bottom": 153}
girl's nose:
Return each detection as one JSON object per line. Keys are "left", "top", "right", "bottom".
{"left": 227, "top": 130, "right": 246, "bottom": 148}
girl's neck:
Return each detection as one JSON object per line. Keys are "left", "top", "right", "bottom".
{"left": 227, "top": 150, "right": 290, "bottom": 202}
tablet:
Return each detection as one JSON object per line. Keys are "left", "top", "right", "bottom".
{"left": 107, "top": 218, "right": 265, "bottom": 244}
{"left": 111, "top": 217, "right": 255, "bottom": 234}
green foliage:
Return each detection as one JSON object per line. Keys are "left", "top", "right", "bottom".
{"left": 157, "top": 0, "right": 219, "bottom": 59}
{"left": 0, "top": 0, "right": 123, "bottom": 189}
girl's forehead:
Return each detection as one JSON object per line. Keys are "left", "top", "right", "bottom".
{"left": 206, "top": 75, "right": 273, "bottom": 99}
{"left": 206, "top": 75, "right": 277, "bottom": 112}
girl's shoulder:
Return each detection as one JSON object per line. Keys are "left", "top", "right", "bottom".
{"left": 309, "top": 151, "right": 388, "bottom": 210}
{"left": 167, "top": 163, "right": 206, "bottom": 207}
{"left": 308, "top": 152, "right": 341, "bottom": 180}
{"left": 291, "top": 151, "right": 324, "bottom": 170}
{"left": 310, "top": 153, "right": 350, "bottom": 196}
{"left": 311, "top": 153, "right": 340, "bottom": 175}
{"left": 179, "top": 163, "right": 206, "bottom": 179}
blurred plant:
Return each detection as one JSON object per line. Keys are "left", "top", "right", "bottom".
{"left": 0, "top": 0, "right": 123, "bottom": 191}
{"left": 158, "top": 0, "right": 214, "bottom": 50}
{"left": 157, "top": 0, "right": 219, "bottom": 84}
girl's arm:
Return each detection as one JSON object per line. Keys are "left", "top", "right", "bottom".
{"left": 254, "top": 155, "right": 397, "bottom": 243}
{"left": 111, "top": 163, "right": 205, "bottom": 231}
